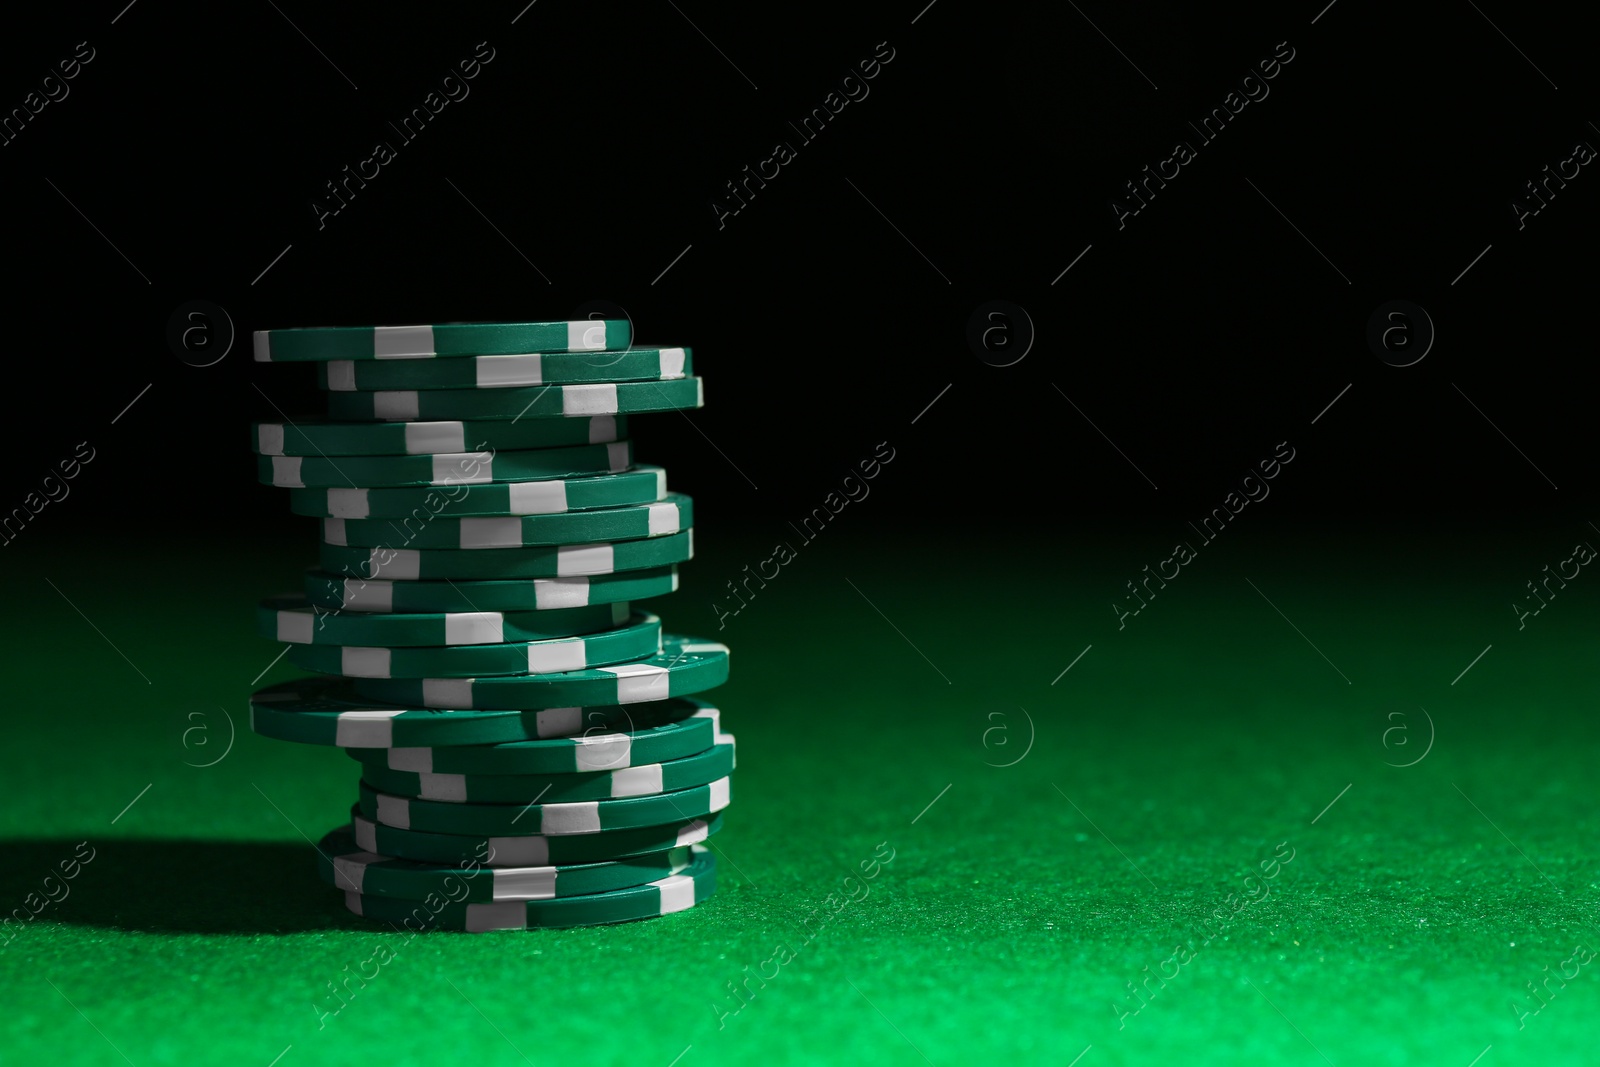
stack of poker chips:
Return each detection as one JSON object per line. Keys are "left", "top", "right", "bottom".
{"left": 246, "top": 319, "right": 732, "bottom": 931}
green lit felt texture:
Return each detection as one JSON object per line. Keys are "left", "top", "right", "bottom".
{"left": 2, "top": 523, "right": 1596, "bottom": 1067}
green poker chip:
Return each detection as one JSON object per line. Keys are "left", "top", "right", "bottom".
{"left": 255, "top": 596, "right": 629, "bottom": 648}
{"left": 302, "top": 564, "right": 680, "bottom": 614}
{"left": 361, "top": 737, "right": 734, "bottom": 804}
{"left": 258, "top": 441, "right": 631, "bottom": 488}
{"left": 288, "top": 466, "right": 667, "bottom": 519}
{"left": 252, "top": 414, "right": 626, "bottom": 457}
{"left": 357, "top": 775, "right": 732, "bottom": 836}
{"left": 248, "top": 677, "right": 696, "bottom": 748}
{"left": 344, "top": 698, "right": 722, "bottom": 775}
{"left": 253, "top": 319, "right": 630, "bottom": 362}
{"left": 352, "top": 633, "right": 728, "bottom": 710}
{"left": 327, "top": 377, "right": 702, "bottom": 421}
{"left": 316, "top": 826, "right": 694, "bottom": 903}
{"left": 318, "top": 347, "right": 691, "bottom": 391}
{"left": 318, "top": 529, "right": 692, "bottom": 581}
{"left": 347, "top": 808, "right": 724, "bottom": 867}
{"left": 341, "top": 845, "right": 715, "bottom": 930}
{"left": 323, "top": 494, "right": 691, "bottom": 549}
{"left": 287, "top": 611, "right": 663, "bottom": 679}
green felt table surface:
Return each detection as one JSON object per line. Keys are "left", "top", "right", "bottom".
{"left": 2, "top": 517, "right": 1597, "bottom": 1066}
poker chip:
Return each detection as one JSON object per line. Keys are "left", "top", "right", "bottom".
{"left": 257, "top": 441, "right": 631, "bottom": 488}
{"left": 288, "top": 465, "right": 667, "bottom": 519}
{"left": 355, "top": 777, "right": 732, "bottom": 836}
{"left": 316, "top": 827, "right": 694, "bottom": 902}
{"left": 316, "top": 528, "right": 693, "bottom": 580}
{"left": 248, "top": 318, "right": 733, "bottom": 928}
{"left": 359, "top": 737, "right": 735, "bottom": 803}
{"left": 322, "top": 494, "right": 691, "bottom": 549}
{"left": 348, "top": 809, "right": 724, "bottom": 867}
{"left": 253, "top": 319, "right": 630, "bottom": 361}
{"left": 342, "top": 845, "right": 715, "bottom": 930}
{"left": 249, "top": 677, "right": 697, "bottom": 748}
{"left": 285, "top": 611, "right": 664, "bottom": 678}
{"left": 352, "top": 634, "right": 729, "bottom": 710}
{"left": 344, "top": 698, "right": 722, "bottom": 773}
{"left": 255, "top": 595, "right": 629, "bottom": 647}
{"left": 326, "top": 377, "right": 703, "bottom": 421}
{"left": 302, "top": 565, "right": 679, "bottom": 614}
{"left": 316, "top": 347, "right": 690, "bottom": 391}
{"left": 252, "top": 414, "right": 626, "bottom": 456}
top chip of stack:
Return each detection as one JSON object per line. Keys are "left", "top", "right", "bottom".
{"left": 254, "top": 319, "right": 632, "bottom": 361}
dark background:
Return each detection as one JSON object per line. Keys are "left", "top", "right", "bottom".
{"left": 0, "top": 0, "right": 1591, "bottom": 537}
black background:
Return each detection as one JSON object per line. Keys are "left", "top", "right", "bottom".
{"left": 0, "top": 0, "right": 1592, "bottom": 537}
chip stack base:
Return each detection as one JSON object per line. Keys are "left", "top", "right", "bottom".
{"left": 246, "top": 318, "right": 730, "bottom": 930}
